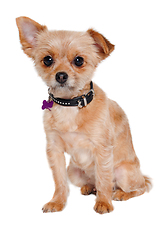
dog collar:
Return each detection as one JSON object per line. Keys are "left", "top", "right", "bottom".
{"left": 47, "top": 81, "right": 94, "bottom": 109}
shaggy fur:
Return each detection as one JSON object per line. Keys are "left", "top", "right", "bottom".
{"left": 16, "top": 16, "right": 152, "bottom": 214}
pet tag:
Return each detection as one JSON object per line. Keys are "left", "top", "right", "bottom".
{"left": 42, "top": 100, "right": 53, "bottom": 111}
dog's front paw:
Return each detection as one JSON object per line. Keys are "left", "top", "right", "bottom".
{"left": 94, "top": 201, "right": 114, "bottom": 214}
{"left": 42, "top": 201, "right": 65, "bottom": 213}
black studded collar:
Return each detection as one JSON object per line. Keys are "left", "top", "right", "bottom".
{"left": 48, "top": 81, "right": 94, "bottom": 109}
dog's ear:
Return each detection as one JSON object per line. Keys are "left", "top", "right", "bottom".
{"left": 87, "top": 29, "right": 114, "bottom": 61}
{"left": 16, "top": 16, "right": 47, "bottom": 58}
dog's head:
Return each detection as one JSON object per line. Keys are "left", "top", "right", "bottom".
{"left": 16, "top": 17, "right": 114, "bottom": 98}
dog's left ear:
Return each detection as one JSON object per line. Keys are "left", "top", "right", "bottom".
{"left": 87, "top": 29, "right": 114, "bottom": 60}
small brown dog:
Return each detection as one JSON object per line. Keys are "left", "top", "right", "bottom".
{"left": 16, "top": 17, "right": 152, "bottom": 214}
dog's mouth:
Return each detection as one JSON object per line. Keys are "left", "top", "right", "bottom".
{"left": 49, "top": 81, "right": 77, "bottom": 98}
{"left": 55, "top": 82, "right": 75, "bottom": 90}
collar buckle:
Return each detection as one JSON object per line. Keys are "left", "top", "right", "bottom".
{"left": 82, "top": 95, "right": 87, "bottom": 107}
{"left": 78, "top": 100, "right": 83, "bottom": 108}
{"left": 90, "top": 89, "right": 95, "bottom": 96}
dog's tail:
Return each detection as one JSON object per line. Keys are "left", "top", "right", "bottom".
{"left": 144, "top": 175, "right": 152, "bottom": 192}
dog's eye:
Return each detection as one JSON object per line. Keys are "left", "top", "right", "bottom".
{"left": 73, "top": 56, "right": 84, "bottom": 67}
{"left": 43, "top": 56, "right": 54, "bottom": 67}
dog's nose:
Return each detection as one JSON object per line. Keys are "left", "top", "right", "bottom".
{"left": 55, "top": 72, "right": 68, "bottom": 84}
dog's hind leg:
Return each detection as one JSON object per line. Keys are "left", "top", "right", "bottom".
{"left": 67, "top": 160, "right": 88, "bottom": 187}
{"left": 67, "top": 160, "right": 96, "bottom": 195}
{"left": 112, "top": 160, "right": 152, "bottom": 201}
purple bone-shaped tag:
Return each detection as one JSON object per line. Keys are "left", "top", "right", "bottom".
{"left": 42, "top": 100, "right": 54, "bottom": 111}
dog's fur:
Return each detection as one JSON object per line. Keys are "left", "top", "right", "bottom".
{"left": 16, "top": 16, "right": 152, "bottom": 214}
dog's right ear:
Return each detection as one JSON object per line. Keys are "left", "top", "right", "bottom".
{"left": 16, "top": 16, "right": 47, "bottom": 58}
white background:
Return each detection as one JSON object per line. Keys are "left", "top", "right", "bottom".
{"left": 0, "top": 0, "right": 160, "bottom": 239}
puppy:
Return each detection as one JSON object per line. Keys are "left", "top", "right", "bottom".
{"left": 16, "top": 16, "right": 152, "bottom": 214}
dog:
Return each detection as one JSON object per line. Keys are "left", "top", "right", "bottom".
{"left": 16, "top": 16, "right": 152, "bottom": 214}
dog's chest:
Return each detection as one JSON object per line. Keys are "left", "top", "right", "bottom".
{"left": 61, "top": 131, "right": 95, "bottom": 170}
{"left": 53, "top": 106, "right": 79, "bottom": 132}
{"left": 52, "top": 106, "right": 95, "bottom": 169}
